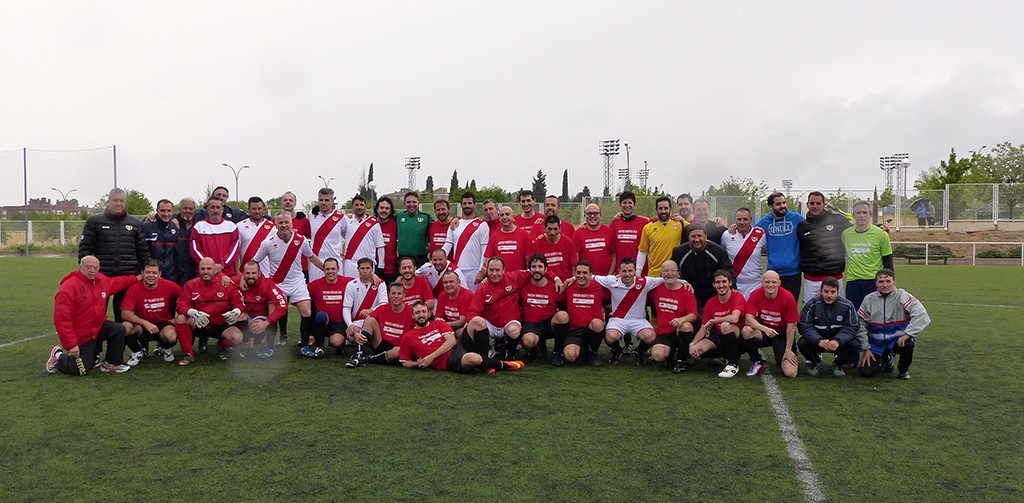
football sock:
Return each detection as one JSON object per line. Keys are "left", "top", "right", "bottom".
{"left": 635, "top": 340, "right": 651, "bottom": 355}
{"left": 366, "top": 351, "right": 391, "bottom": 364}
{"left": 609, "top": 340, "right": 623, "bottom": 355}
{"left": 473, "top": 329, "right": 490, "bottom": 356}
{"left": 586, "top": 330, "right": 603, "bottom": 354}
{"left": 553, "top": 323, "right": 569, "bottom": 353}
{"left": 176, "top": 323, "right": 194, "bottom": 354}
{"left": 299, "top": 315, "right": 312, "bottom": 346}
{"left": 125, "top": 335, "right": 142, "bottom": 353}
{"left": 278, "top": 311, "right": 289, "bottom": 337}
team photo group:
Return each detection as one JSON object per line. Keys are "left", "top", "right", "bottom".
{"left": 47, "top": 184, "right": 930, "bottom": 380}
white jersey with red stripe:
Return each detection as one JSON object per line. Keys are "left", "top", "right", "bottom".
{"left": 308, "top": 209, "right": 346, "bottom": 282}
{"left": 341, "top": 214, "right": 385, "bottom": 277}
{"left": 342, "top": 278, "right": 388, "bottom": 325}
{"left": 237, "top": 217, "right": 275, "bottom": 276}
{"left": 592, "top": 275, "right": 664, "bottom": 320}
{"left": 253, "top": 231, "right": 313, "bottom": 297}
{"left": 443, "top": 217, "right": 490, "bottom": 282}
{"left": 721, "top": 228, "right": 766, "bottom": 298}
{"left": 415, "top": 261, "right": 467, "bottom": 292}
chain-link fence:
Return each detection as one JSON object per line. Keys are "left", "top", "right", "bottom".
{"left": 0, "top": 220, "right": 85, "bottom": 253}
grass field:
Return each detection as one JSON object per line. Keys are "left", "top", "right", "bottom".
{"left": 2, "top": 257, "right": 1022, "bottom": 502}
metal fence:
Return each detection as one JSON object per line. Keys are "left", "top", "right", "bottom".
{"left": 0, "top": 220, "right": 86, "bottom": 252}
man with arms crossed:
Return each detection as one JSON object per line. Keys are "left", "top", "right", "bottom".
{"left": 740, "top": 270, "right": 800, "bottom": 378}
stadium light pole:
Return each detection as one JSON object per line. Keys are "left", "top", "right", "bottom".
{"left": 51, "top": 187, "right": 77, "bottom": 207}
{"left": 317, "top": 175, "right": 334, "bottom": 188}
{"left": 222, "top": 163, "right": 249, "bottom": 205}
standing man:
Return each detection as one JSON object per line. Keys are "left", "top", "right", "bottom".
{"left": 142, "top": 199, "right": 180, "bottom": 284}
{"left": 671, "top": 222, "right": 733, "bottom": 309}
{"left": 514, "top": 190, "right": 545, "bottom": 237}
{"left": 573, "top": 203, "right": 616, "bottom": 276}
{"left": 797, "top": 277, "right": 859, "bottom": 378}
{"left": 173, "top": 198, "right": 198, "bottom": 286}
{"left": 237, "top": 196, "right": 276, "bottom": 276}
{"left": 609, "top": 191, "right": 650, "bottom": 269}
{"left": 252, "top": 212, "right": 325, "bottom": 352}
{"left": 842, "top": 200, "right": 894, "bottom": 310}
{"left": 539, "top": 195, "right": 576, "bottom": 239}
{"left": 688, "top": 270, "right": 745, "bottom": 379}
{"left": 374, "top": 197, "right": 399, "bottom": 284}
{"left": 190, "top": 196, "right": 240, "bottom": 277}
{"left": 482, "top": 205, "right": 530, "bottom": 279}
{"left": 47, "top": 256, "right": 137, "bottom": 375}
{"left": 755, "top": 192, "right": 805, "bottom": 300}
{"left": 676, "top": 193, "right": 694, "bottom": 224}
{"left": 277, "top": 191, "right": 308, "bottom": 346}
{"left": 687, "top": 198, "right": 727, "bottom": 244}
{"left": 740, "top": 271, "right": 800, "bottom": 378}
{"left": 427, "top": 199, "right": 453, "bottom": 255}
{"left": 481, "top": 199, "right": 503, "bottom": 235}
{"left": 339, "top": 195, "right": 385, "bottom": 278}
{"left": 197, "top": 186, "right": 247, "bottom": 223}
{"left": 649, "top": 261, "right": 698, "bottom": 373}
{"left": 443, "top": 192, "right": 490, "bottom": 293}
{"left": 720, "top": 207, "right": 766, "bottom": 299}
{"left": 856, "top": 269, "right": 930, "bottom": 380}
{"left": 308, "top": 188, "right": 347, "bottom": 282}
{"left": 79, "top": 187, "right": 150, "bottom": 322}
{"left": 637, "top": 196, "right": 685, "bottom": 277}
{"left": 396, "top": 191, "right": 434, "bottom": 267}
{"left": 176, "top": 257, "right": 246, "bottom": 363}
{"left": 798, "top": 191, "right": 852, "bottom": 303}
{"left": 528, "top": 215, "right": 578, "bottom": 282}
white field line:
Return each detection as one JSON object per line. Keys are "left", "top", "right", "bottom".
{"left": 762, "top": 373, "right": 828, "bottom": 503}
{"left": 0, "top": 332, "right": 55, "bottom": 349}
{"left": 923, "top": 301, "right": 1019, "bottom": 309}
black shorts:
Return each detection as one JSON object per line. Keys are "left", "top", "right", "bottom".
{"left": 653, "top": 333, "right": 677, "bottom": 348}
{"left": 324, "top": 320, "right": 347, "bottom": 336}
{"left": 242, "top": 323, "right": 278, "bottom": 340}
{"left": 193, "top": 324, "right": 231, "bottom": 340}
{"left": 373, "top": 340, "right": 397, "bottom": 354}
{"left": 136, "top": 321, "right": 174, "bottom": 341}
{"left": 563, "top": 327, "right": 588, "bottom": 348}
{"left": 446, "top": 333, "right": 475, "bottom": 373}
{"left": 521, "top": 320, "right": 554, "bottom": 339}
{"left": 748, "top": 330, "right": 793, "bottom": 365}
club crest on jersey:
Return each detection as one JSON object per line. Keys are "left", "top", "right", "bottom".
{"left": 170, "top": 228, "right": 177, "bottom": 235}
{"left": 505, "top": 285, "right": 513, "bottom": 292}
{"left": 255, "top": 295, "right": 262, "bottom": 301}
{"left": 217, "top": 292, "right": 225, "bottom": 298}
{"left": 101, "top": 292, "right": 107, "bottom": 299}
{"left": 633, "top": 283, "right": 643, "bottom": 290}
{"left": 125, "top": 225, "right": 133, "bottom": 231}
{"left": 750, "top": 236, "right": 759, "bottom": 242}
{"left": 364, "top": 222, "right": 372, "bottom": 228}
{"left": 836, "top": 315, "right": 843, "bottom": 321}
{"left": 293, "top": 240, "right": 301, "bottom": 245}
{"left": 417, "top": 217, "right": 424, "bottom": 223}
{"left": 826, "top": 224, "right": 834, "bottom": 231}
{"left": 332, "top": 216, "right": 340, "bottom": 222}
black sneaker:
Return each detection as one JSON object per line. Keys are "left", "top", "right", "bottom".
{"left": 590, "top": 350, "right": 603, "bottom": 367}
{"left": 217, "top": 347, "right": 232, "bottom": 361}
{"left": 634, "top": 351, "right": 646, "bottom": 366}
{"left": 550, "top": 352, "right": 565, "bottom": 367}
{"left": 608, "top": 349, "right": 622, "bottom": 366}
{"left": 346, "top": 353, "right": 365, "bottom": 368}
{"left": 196, "top": 338, "right": 208, "bottom": 355}
{"left": 672, "top": 360, "right": 687, "bottom": 373}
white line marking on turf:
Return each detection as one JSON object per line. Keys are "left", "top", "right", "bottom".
{"left": 762, "top": 373, "right": 827, "bottom": 503}
{"left": 924, "top": 301, "right": 1019, "bottom": 309}
{"left": 0, "top": 332, "right": 55, "bottom": 349}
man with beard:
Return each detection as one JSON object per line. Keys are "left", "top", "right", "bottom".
{"left": 573, "top": 203, "right": 616, "bottom": 276}
{"left": 442, "top": 192, "right": 490, "bottom": 293}
{"left": 688, "top": 270, "right": 744, "bottom": 379}
{"left": 755, "top": 192, "right": 805, "bottom": 300}
{"left": 176, "top": 258, "right": 246, "bottom": 365}
{"left": 427, "top": 199, "right": 453, "bottom": 255}
{"left": 637, "top": 196, "right": 685, "bottom": 277}
{"left": 375, "top": 197, "right": 399, "bottom": 284}
{"left": 798, "top": 191, "right": 852, "bottom": 303}
{"left": 519, "top": 254, "right": 569, "bottom": 363}
{"left": 236, "top": 260, "right": 288, "bottom": 360}
{"left": 119, "top": 259, "right": 183, "bottom": 365}
{"left": 237, "top": 196, "right": 275, "bottom": 276}
{"left": 339, "top": 195, "right": 385, "bottom": 278}
{"left": 399, "top": 301, "right": 523, "bottom": 373}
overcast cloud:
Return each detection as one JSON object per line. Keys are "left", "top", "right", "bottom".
{"left": 2, "top": 0, "right": 1022, "bottom": 208}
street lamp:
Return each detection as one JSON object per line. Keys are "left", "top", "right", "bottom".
{"left": 51, "top": 187, "right": 78, "bottom": 205}
{"left": 222, "top": 163, "right": 250, "bottom": 206}
{"left": 318, "top": 175, "right": 334, "bottom": 188}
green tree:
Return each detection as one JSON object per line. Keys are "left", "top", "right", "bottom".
{"left": 531, "top": 170, "right": 548, "bottom": 198}
{"left": 474, "top": 185, "right": 512, "bottom": 203}
{"left": 425, "top": 175, "right": 434, "bottom": 193}
{"left": 357, "top": 166, "right": 377, "bottom": 202}
{"left": 969, "top": 142, "right": 1024, "bottom": 219}
{"left": 706, "top": 177, "right": 769, "bottom": 220}
{"left": 449, "top": 170, "right": 460, "bottom": 197}
{"left": 915, "top": 148, "right": 973, "bottom": 190}
{"left": 825, "top": 188, "right": 851, "bottom": 213}
{"left": 560, "top": 169, "right": 569, "bottom": 202}
{"left": 94, "top": 189, "right": 153, "bottom": 216}
{"left": 572, "top": 185, "right": 591, "bottom": 203}
{"left": 469, "top": 179, "right": 477, "bottom": 191}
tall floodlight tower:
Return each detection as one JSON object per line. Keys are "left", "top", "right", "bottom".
{"left": 879, "top": 153, "right": 909, "bottom": 193}
{"left": 638, "top": 160, "right": 649, "bottom": 191}
{"left": 405, "top": 156, "right": 421, "bottom": 191}
{"left": 599, "top": 139, "right": 620, "bottom": 197}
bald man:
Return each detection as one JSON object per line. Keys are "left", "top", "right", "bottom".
{"left": 740, "top": 270, "right": 800, "bottom": 378}
{"left": 573, "top": 203, "right": 616, "bottom": 276}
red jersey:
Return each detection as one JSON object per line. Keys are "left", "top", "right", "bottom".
{"left": 121, "top": 279, "right": 183, "bottom": 324}
{"left": 238, "top": 275, "right": 288, "bottom": 323}
{"left": 370, "top": 303, "right": 415, "bottom": 345}
{"left": 485, "top": 227, "right": 530, "bottom": 271}
{"left": 177, "top": 275, "right": 245, "bottom": 325}
{"left": 486, "top": 218, "right": 502, "bottom": 235}
{"left": 519, "top": 280, "right": 562, "bottom": 323}
{"left": 565, "top": 280, "right": 606, "bottom": 330}
{"left": 436, "top": 286, "right": 473, "bottom": 324}
{"left": 190, "top": 218, "right": 240, "bottom": 276}
{"left": 54, "top": 271, "right": 137, "bottom": 349}
{"left": 573, "top": 224, "right": 616, "bottom": 275}
{"left": 427, "top": 219, "right": 451, "bottom": 254}
{"left": 467, "top": 269, "right": 532, "bottom": 326}
{"left": 378, "top": 218, "right": 398, "bottom": 274}
{"left": 514, "top": 213, "right": 545, "bottom": 238}
{"left": 307, "top": 276, "right": 353, "bottom": 323}
{"left": 528, "top": 236, "right": 578, "bottom": 281}
{"left": 649, "top": 283, "right": 698, "bottom": 334}
{"left": 702, "top": 291, "right": 746, "bottom": 330}
{"left": 530, "top": 220, "right": 576, "bottom": 240}
{"left": 609, "top": 215, "right": 650, "bottom": 265}
{"left": 294, "top": 213, "right": 311, "bottom": 271}
{"left": 744, "top": 287, "right": 799, "bottom": 332}
{"left": 401, "top": 276, "right": 434, "bottom": 306}
{"left": 398, "top": 319, "right": 456, "bottom": 370}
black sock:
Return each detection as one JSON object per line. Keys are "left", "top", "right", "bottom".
{"left": 125, "top": 336, "right": 142, "bottom": 353}
{"left": 278, "top": 311, "right": 289, "bottom": 337}
{"left": 635, "top": 340, "right": 651, "bottom": 355}
{"left": 312, "top": 319, "right": 327, "bottom": 347}
{"left": 473, "top": 329, "right": 490, "bottom": 356}
{"left": 299, "top": 316, "right": 313, "bottom": 346}
{"left": 366, "top": 351, "right": 391, "bottom": 364}
{"left": 553, "top": 323, "right": 569, "bottom": 354}
{"left": 586, "top": 330, "right": 603, "bottom": 354}
{"left": 609, "top": 340, "right": 623, "bottom": 355}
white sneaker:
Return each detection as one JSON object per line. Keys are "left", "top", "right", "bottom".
{"left": 126, "top": 351, "right": 145, "bottom": 366}
{"left": 154, "top": 347, "right": 175, "bottom": 362}
{"left": 746, "top": 360, "right": 766, "bottom": 377}
{"left": 718, "top": 364, "right": 739, "bottom": 379}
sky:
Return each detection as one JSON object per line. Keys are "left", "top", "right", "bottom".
{"left": 2, "top": 0, "right": 1022, "bottom": 208}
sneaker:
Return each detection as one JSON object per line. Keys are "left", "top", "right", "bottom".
{"left": 196, "top": 338, "right": 208, "bottom": 355}
{"left": 806, "top": 362, "right": 821, "bottom": 377}
{"left": 141, "top": 347, "right": 149, "bottom": 358}
{"left": 831, "top": 365, "right": 845, "bottom": 378}
{"left": 126, "top": 351, "right": 145, "bottom": 367}
{"left": 634, "top": 351, "right": 646, "bottom": 367}
{"left": 609, "top": 349, "right": 622, "bottom": 366}
{"left": 93, "top": 356, "right": 101, "bottom": 369}
{"left": 217, "top": 347, "right": 231, "bottom": 361}
{"left": 485, "top": 367, "right": 497, "bottom": 375}
{"left": 177, "top": 354, "right": 195, "bottom": 366}
{"left": 238, "top": 340, "right": 254, "bottom": 359}
{"left": 346, "top": 353, "right": 365, "bottom": 368}
{"left": 99, "top": 361, "right": 131, "bottom": 373}
{"left": 622, "top": 340, "right": 635, "bottom": 356}
{"left": 46, "top": 346, "right": 63, "bottom": 373}
{"left": 277, "top": 336, "right": 288, "bottom": 347}
{"left": 550, "top": 352, "right": 565, "bottom": 367}
{"left": 300, "top": 346, "right": 316, "bottom": 358}
{"left": 590, "top": 350, "right": 603, "bottom": 367}
{"left": 717, "top": 364, "right": 739, "bottom": 379}
{"left": 746, "top": 360, "right": 766, "bottom": 377}
{"left": 154, "top": 347, "right": 175, "bottom": 362}
{"left": 898, "top": 371, "right": 911, "bottom": 380}
{"left": 313, "top": 347, "right": 325, "bottom": 359}
{"left": 502, "top": 360, "right": 525, "bottom": 371}
{"left": 258, "top": 348, "right": 274, "bottom": 360}
{"left": 672, "top": 360, "right": 687, "bottom": 373}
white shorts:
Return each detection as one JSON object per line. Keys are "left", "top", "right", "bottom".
{"left": 485, "top": 319, "right": 521, "bottom": 339}
{"left": 460, "top": 268, "right": 479, "bottom": 293}
{"left": 803, "top": 277, "right": 843, "bottom": 304}
{"left": 606, "top": 317, "right": 654, "bottom": 337}
{"left": 277, "top": 279, "right": 310, "bottom": 303}
{"left": 349, "top": 319, "right": 365, "bottom": 330}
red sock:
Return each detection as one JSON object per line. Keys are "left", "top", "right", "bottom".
{"left": 176, "top": 323, "right": 194, "bottom": 355}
